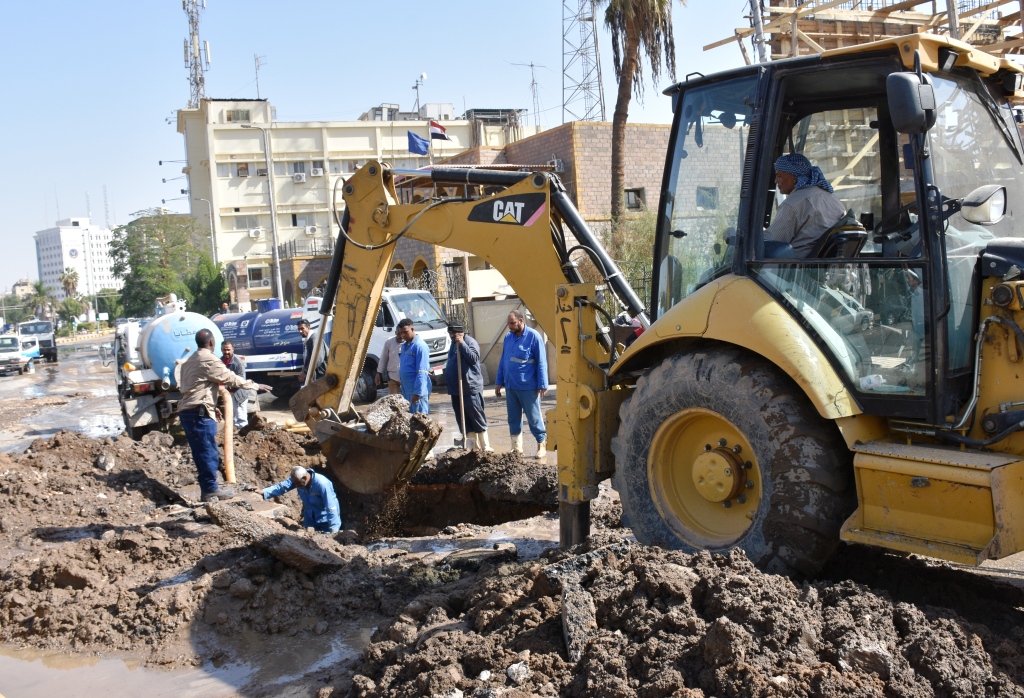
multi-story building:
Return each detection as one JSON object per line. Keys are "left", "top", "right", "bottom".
{"left": 176, "top": 98, "right": 536, "bottom": 310}
{"left": 11, "top": 278, "right": 31, "bottom": 299}
{"left": 33, "top": 218, "right": 121, "bottom": 300}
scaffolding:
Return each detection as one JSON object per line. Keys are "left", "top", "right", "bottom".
{"left": 705, "top": 0, "right": 1024, "bottom": 64}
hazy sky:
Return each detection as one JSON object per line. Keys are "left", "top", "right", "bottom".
{"left": 0, "top": 0, "right": 749, "bottom": 291}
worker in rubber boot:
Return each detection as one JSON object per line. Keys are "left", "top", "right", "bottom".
{"left": 397, "top": 317, "right": 431, "bottom": 414}
{"left": 445, "top": 324, "right": 493, "bottom": 452}
{"left": 262, "top": 466, "right": 341, "bottom": 533}
{"left": 178, "top": 329, "right": 268, "bottom": 502}
{"left": 495, "top": 309, "right": 548, "bottom": 459}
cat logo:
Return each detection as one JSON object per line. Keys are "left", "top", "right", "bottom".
{"left": 468, "top": 193, "right": 546, "bottom": 227}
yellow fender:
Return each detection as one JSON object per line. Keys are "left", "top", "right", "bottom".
{"left": 612, "top": 276, "right": 860, "bottom": 421}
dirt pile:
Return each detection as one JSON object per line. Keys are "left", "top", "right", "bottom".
{"left": 348, "top": 532, "right": 1024, "bottom": 698}
{"left": 413, "top": 450, "right": 557, "bottom": 507}
{"left": 0, "top": 425, "right": 463, "bottom": 671}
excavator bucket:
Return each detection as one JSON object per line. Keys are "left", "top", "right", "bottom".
{"left": 311, "top": 400, "right": 442, "bottom": 494}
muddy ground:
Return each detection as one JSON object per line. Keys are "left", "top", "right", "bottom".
{"left": 0, "top": 418, "right": 563, "bottom": 695}
{"left": 4, "top": 416, "right": 1024, "bottom": 696}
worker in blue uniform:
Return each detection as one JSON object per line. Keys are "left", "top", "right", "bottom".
{"left": 397, "top": 317, "right": 432, "bottom": 414}
{"left": 495, "top": 309, "right": 548, "bottom": 458}
{"left": 261, "top": 466, "right": 341, "bottom": 533}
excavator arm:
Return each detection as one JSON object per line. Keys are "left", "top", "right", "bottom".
{"left": 292, "top": 161, "right": 647, "bottom": 544}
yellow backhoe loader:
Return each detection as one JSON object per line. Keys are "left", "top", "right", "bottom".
{"left": 292, "top": 34, "right": 1024, "bottom": 576}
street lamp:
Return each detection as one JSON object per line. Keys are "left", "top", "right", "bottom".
{"left": 241, "top": 123, "right": 284, "bottom": 300}
{"left": 194, "top": 198, "right": 217, "bottom": 265}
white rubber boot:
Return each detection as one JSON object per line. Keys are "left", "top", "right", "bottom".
{"left": 478, "top": 430, "right": 495, "bottom": 452}
{"left": 535, "top": 440, "right": 547, "bottom": 460}
{"left": 466, "top": 432, "right": 478, "bottom": 450}
{"left": 512, "top": 433, "right": 523, "bottom": 453}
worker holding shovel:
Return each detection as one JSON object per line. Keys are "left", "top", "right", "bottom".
{"left": 445, "top": 324, "right": 492, "bottom": 451}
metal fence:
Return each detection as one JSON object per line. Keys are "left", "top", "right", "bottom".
{"left": 277, "top": 237, "right": 336, "bottom": 260}
{"left": 387, "top": 263, "right": 469, "bottom": 327}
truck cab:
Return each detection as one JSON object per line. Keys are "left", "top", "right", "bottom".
{"left": 18, "top": 319, "right": 56, "bottom": 363}
{"left": 0, "top": 334, "right": 40, "bottom": 375}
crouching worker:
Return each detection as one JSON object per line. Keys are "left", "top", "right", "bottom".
{"left": 262, "top": 466, "right": 341, "bottom": 533}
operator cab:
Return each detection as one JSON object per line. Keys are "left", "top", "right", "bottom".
{"left": 656, "top": 42, "right": 1024, "bottom": 424}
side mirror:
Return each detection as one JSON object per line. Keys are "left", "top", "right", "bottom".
{"left": 961, "top": 184, "right": 1007, "bottom": 225}
{"left": 887, "top": 72, "right": 937, "bottom": 134}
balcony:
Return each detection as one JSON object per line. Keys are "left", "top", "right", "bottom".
{"left": 277, "top": 237, "right": 336, "bottom": 260}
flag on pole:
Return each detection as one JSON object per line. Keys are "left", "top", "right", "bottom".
{"left": 429, "top": 120, "right": 452, "bottom": 141}
{"left": 408, "top": 131, "right": 430, "bottom": 155}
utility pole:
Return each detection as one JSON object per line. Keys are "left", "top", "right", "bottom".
{"left": 514, "top": 62, "right": 546, "bottom": 128}
{"left": 750, "top": 0, "right": 769, "bottom": 63}
{"left": 194, "top": 198, "right": 217, "bottom": 265}
{"left": 241, "top": 125, "right": 284, "bottom": 300}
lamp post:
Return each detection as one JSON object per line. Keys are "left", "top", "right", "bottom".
{"left": 194, "top": 198, "right": 217, "bottom": 265}
{"left": 241, "top": 124, "right": 284, "bottom": 300}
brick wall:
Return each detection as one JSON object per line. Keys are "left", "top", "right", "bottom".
{"left": 571, "top": 122, "right": 671, "bottom": 222}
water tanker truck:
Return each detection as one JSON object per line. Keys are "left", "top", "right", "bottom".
{"left": 111, "top": 294, "right": 224, "bottom": 440}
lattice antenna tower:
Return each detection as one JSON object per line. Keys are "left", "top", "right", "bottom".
{"left": 562, "top": 0, "right": 606, "bottom": 123}
{"left": 184, "top": 0, "right": 212, "bottom": 109}
{"left": 514, "top": 62, "right": 546, "bottom": 127}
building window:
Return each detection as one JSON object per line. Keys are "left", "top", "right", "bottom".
{"left": 217, "top": 163, "right": 231, "bottom": 178}
{"left": 695, "top": 186, "right": 719, "bottom": 210}
{"left": 329, "top": 161, "right": 342, "bottom": 174}
{"left": 624, "top": 188, "right": 646, "bottom": 211}
{"left": 235, "top": 163, "right": 250, "bottom": 178}
{"left": 233, "top": 215, "right": 260, "bottom": 230}
{"left": 273, "top": 162, "right": 287, "bottom": 176}
{"left": 226, "top": 109, "right": 251, "bottom": 123}
{"left": 248, "top": 267, "right": 269, "bottom": 289}
{"left": 311, "top": 160, "right": 324, "bottom": 172}
{"left": 291, "top": 162, "right": 306, "bottom": 175}
{"left": 291, "top": 213, "right": 312, "bottom": 227}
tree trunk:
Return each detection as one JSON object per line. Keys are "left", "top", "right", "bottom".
{"left": 610, "top": 33, "right": 641, "bottom": 251}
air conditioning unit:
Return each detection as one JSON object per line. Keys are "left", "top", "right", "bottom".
{"left": 292, "top": 173, "right": 307, "bottom": 184}
{"left": 304, "top": 225, "right": 319, "bottom": 236}
{"left": 310, "top": 167, "right": 324, "bottom": 177}
{"left": 261, "top": 279, "right": 271, "bottom": 287}
{"left": 547, "top": 159, "right": 565, "bottom": 173}
{"left": 248, "top": 228, "right": 262, "bottom": 239}
{"left": 256, "top": 168, "right": 268, "bottom": 177}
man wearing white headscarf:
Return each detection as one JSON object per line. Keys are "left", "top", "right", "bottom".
{"left": 765, "top": 153, "right": 846, "bottom": 257}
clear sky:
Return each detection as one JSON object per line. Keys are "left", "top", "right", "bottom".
{"left": 0, "top": 0, "right": 750, "bottom": 292}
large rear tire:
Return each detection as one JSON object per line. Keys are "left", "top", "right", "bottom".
{"left": 611, "top": 346, "right": 853, "bottom": 577}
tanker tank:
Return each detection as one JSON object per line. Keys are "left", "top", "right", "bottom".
{"left": 138, "top": 311, "right": 224, "bottom": 389}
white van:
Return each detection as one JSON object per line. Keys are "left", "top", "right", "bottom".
{"left": 356, "top": 287, "right": 450, "bottom": 400}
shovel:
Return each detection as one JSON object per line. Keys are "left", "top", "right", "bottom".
{"left": 451, "top": 329, "right": 468, "bottom": 449}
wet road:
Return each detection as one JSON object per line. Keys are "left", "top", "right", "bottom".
{"left": 0, "top": 341, "right": 123, "bottom": 453}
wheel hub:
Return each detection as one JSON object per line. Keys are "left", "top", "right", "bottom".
{"left": 691, "top": 447, "right": 744, "bottom": 503}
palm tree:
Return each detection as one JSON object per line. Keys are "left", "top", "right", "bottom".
{"left": 603, "top": 0, "right": 681, "bottom": 246}
{"left": 59, "top": 267, "right": 80, "bottom": 300}
{"left": 26, "top": 280, "right": 57, "bottom": 320}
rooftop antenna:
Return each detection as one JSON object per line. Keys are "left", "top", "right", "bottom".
{"left": 54, "top": 185, "right": 61, "bottom": 222}
{"left": 255, "top": 54, "right": 266, "bottom": 99}
{"left": 184, "top": 0, "right": 211, "bottom": 109}
{"left": 513, "top": 62, "right": 546, "bottom": 128}
{"left": 85, "top": 192, "right": 92, "bottom": 220}
{"left": 103, "top": 185, "right": 111, "bottom": 228}
{"left": 562, "top": 0, "right": 606, "bottom": 123}
{"left": 413, "top": 73, "right": 427, "bottom": 114}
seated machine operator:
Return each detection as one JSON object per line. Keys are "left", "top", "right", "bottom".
{"left": 765, "top": 153, "right": 846, "bottom": 257}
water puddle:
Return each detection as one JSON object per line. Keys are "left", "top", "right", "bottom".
{"left": 0, "top": 619, "right": 378, "bottom": 698}
{"left": 369, "top": 513, "right": 561, "bottom": 561}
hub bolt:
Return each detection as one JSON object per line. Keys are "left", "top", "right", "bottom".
{"left": 737, "top": 495, "right": 746, "bottom": 504}
{"left": 718, "top": 438, "right": 727, "bottom": 447}
{"left": 704, "top": 444, "right": 712, "bottom": 451}
{"left": 746, "top": 480, "right": 754, "bottom": 489}
{"left": 733, "top": 445, "right": 742, "bottom": 454}
{"left": 722, "top": 500, "right": 732, "bottom": 508}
